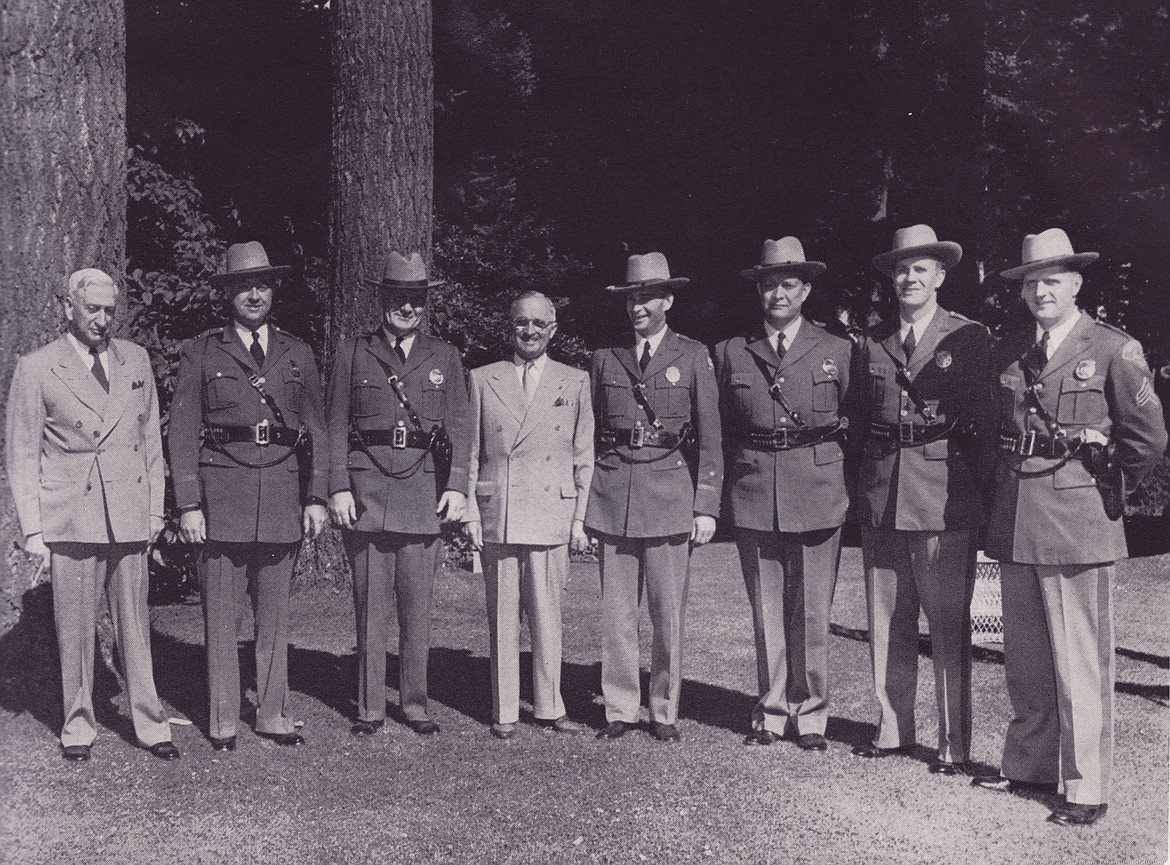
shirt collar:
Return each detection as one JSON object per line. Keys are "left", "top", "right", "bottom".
{"left": 234, "top": 321, "right": 269, "bottom": 349}
{"left": 636, "top": 326, "right": 669, "bottom": 356}
{"left": 1037, "top": 310, "right": 1081, "bottom": 355}
{"left": 899, "top": 305, "right": 938, "bottom": 342}
{"left": 513, "top": 352, "right": 548, "bottom": 372}
{"left": 383, "top": 328, "right": 417, "bottom": 352}
{"left": 764, "top": 316, "right": 802, "bottom": 351}
{"left": 66, "top": 331, "right": 107, "bottom": 361}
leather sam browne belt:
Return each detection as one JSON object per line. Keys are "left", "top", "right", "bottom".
{"left": 742, "top": 420, "right": 846, "bottom": 451}
{"left": 350, "top": 424, "right": 433, "bottom": 450}
{"left": 998, "top": 431, "right": 1073, "bottom": 458}
{"left": 869, "top": 420, "right": 953, "bottom": 446}
{"left": 600, "top": 425, "right": 687, "bottom": 450}
{"left": 206, "top": 422, "right": 301, "bottom": 447}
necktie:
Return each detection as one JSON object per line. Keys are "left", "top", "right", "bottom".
{"left": 1024, "top": 331, "right": 1050, "bottom": 382}
{"left": 394, "top": 341, "right": 407, "bottom": 365}
{"left": 902, "top": 327, "right": 916, "bottom": 363}
{"left": 639, "top": 341, "right": 651, "bottom": 372}
{"left": 522, "top": 361, "right": 535, "bottom": 404}
{"left": 775, "top": 333, "right": 786, "bottom": 360}
{"left": 249, "top": 330, "right": 265, "bottom": 367}
{"left": 89, "top": 347, "right": 109, "bottom": 393}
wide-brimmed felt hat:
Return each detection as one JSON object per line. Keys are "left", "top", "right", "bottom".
{"left": 362, "top": 252, "right": 446, "bottom": 292}
{"left": 871, "top": 224, "right": 963, "bottom": 276}
{"left": 740, "top": 237, "right": 826, "bottom": 281}
{"left": 999, "top": 228, "right": 1099, "bottom": 280}
{"left": 209, "top": 241, "right": 291, "bottom": 287}
{"left": 605, "top": 252, "right": 689, "bottom": 293}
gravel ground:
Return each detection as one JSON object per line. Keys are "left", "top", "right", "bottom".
{"left": 0, "top": 543, "right": 1166, "bottom": 864}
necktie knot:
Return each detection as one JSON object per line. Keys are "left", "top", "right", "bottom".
{"left": 902, "top": 327, "right": 917, "bottom": 363}
{"left": 639, "top": 341, "right": 652, "bottom": 372}
{"left": 775, "top": 333, "right": 786, "bottom": 359}
{"left": 393, "top": 339, "right": 407, "bottom": 365}
{"left": 249, "top": 330, "right": 265, "bottom": 367}
{"left": 522, "top": 360, "right": 536, "bottom": 403}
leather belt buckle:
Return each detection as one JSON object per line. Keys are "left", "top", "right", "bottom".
{"left": 629, "top": 423, "right": 645, "bottom": 449}
{"left": 774, "top": 427, "right": 790, "bottom": 449}
{"left": 1016, "top": 430, "right": 1036, "bottom": 457}
{"left": 254, "top": 419, "right": 270, "bottom": 446}
{"left": 898, "top": 421, "right": 918, "bottom": 445}
{"left": 392, "top": 422, "right": 408, "bottom": 449}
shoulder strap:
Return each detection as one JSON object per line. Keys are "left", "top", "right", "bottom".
{"left": 744, "top": 349, "right": 807, "bottom": 429}
{"left": 853, "top": 325, "right": 937, "bottom": 422}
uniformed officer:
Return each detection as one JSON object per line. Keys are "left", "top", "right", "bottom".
{"left": 585, "top": 252, "right": 723, "bottom": 743}
{"left": 852, "top": 224, "right": 995, "bottom": 774}
{"left": 971, "top": 229, "right": 1167, "bottom": 826}
{"left": 171, "top": 241, "right": 329, "bottom": 751}
{"left": 327, "top": 251, "right": 470, "bottom": 737}
{"left": 715, "top": 237, "right": 853, "bottom": 751}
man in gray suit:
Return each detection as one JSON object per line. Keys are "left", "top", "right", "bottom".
{"left": 5, "top": 268, "right": 178, "bottom": 762}
{"left": 464, "top": 291, "right": 594, "bottom": 739}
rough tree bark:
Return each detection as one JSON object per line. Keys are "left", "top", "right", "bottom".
{"left": 0, "top": 0, "right": 127, "bottom": 666}
{"left": 329, "top": 0, "right": 435, "bottom": 346}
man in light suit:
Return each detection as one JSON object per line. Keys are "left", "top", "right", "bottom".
{"left": 585, "top": 252, "right": 723, "bottom": 743}
{"left": 972, "top": 229, "right": 1167, "bottom": 826}
{"left": 5, "top": 268, "right": 178, "bottom": 762}
{"left": 852, "top": 225, "right": 995, "bottom": 774}
{"left": 463, "top": 291, "right": 594, "bottom": 739}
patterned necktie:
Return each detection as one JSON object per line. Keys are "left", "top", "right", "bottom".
{"left": 639, "top": 341, "right": 651, "bottom": 372}
{"left": 249, "top": 330, "right": 265, "bottom": 367}
{"left": 394, "top": 340, "right": 407, "bottom": 365}
{"left": 89, "top": 347, "right": 109, "bottom": 392}
{"left": 902, "top": 327, "right": 916, "bottom": 363}
{"left": 1024, "top": 330, "right": 1050, "bottom": 382}
{"left": 522, "top": 361, "right": 535, "bottom": 404}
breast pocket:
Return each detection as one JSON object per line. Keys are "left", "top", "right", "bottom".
{"left": 868, "top": 364, "right": 887, "bottom": 405}
{"left": 350, "top": 379, "right": 383, "bottom": 418}
{"left": 812, "top": 369, "right": 840, "bottom": 414}
{"left": 1056, "top": 375, "right": 1106, "bottom": 425}
{"left": 654, "top": 373, "right": 688, "bottom": 418}
{"left": 602, "top": 378, "right": 632, "bottom": 424}
{"left": 999, "top": 373, "right": 1022, "bottom": 422}
{"left": 728, "top": 372, "right": 755, "bottom": 419}
{"left": 205, "top": 370, "right": 243, "bottom": 411}
{"left": 419, "top": 382, "right": 446, "bottom": 421}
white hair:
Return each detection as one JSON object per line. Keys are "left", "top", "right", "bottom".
{"left": 66, "top": 268, "right": 118, "bottom": 302}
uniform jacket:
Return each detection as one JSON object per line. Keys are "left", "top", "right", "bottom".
{"left": 715, "top": 319, "right": 853, "bottom": 533}
{"left": 5, "top": 336, "right": 164, "bottom": 544}
{"left": 169, "top": 325, "right": 327, "bottom": 544}
{"left": 855, "top": 308, "right": 995, "bottom": 531}
{"left": 985, "top": 313, "right": 1167, "bottom": 565}
{"left": 465, "top": 358, "right": 594, "bottom": 545}
{"left": 584, "top": 328, "right": 723, "bottom": 538}
{"left": 327, "top": 331, "right": 471, "bottom": 535}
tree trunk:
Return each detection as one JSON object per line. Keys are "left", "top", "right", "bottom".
{"left": 329, "top": 0, "right": 434, "bottom": 347}
{"left": 0, "top": 0, "right": 127, "bottom": 668}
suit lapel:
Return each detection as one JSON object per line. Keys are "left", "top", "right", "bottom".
{"left": 1039, "top": 313, "right": 1095, "bottom": 382}
{"left": 51, "top": 336, "right": 108, "bottom": 418}
{"left": 745, "top": 335, "right": 780, "bottom": 373}
{"left": 485, "top": 361, "right": 526, "bottom": 426}
{"left": 515, "top": 361, "right": 569, "bottom": 447}
{"left": 99, "top": 341, "right": 132, "bottom": 435}
{"left": 778, "top": 320, "right": 817, "bottom": 372}
{"left": 641, "top": 329, "right": 682, "bottom": 382}
{"left": 612, "top": 345, "right": 643, "bottom": 384}
{"left": 218, "top": 326, "right": 260, "bottom": 376}
{"left": 263, "top": 327, "right": 293, "bottom": 374}
{"left": 907, "top": 309, "right": 954, "bottom": 377}
{"left": 400, "top": 333, "right": 436, "bottom": 380}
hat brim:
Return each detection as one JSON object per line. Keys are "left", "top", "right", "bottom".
{"left": 740, "top": 261, "right": 827, "bottom": 281}
{"left": 871, "top": 242, "right": 962, "bottom": 276}
{"left": 999, "top": 252, "right": 1099, "bottom": 280}
{"left": 209, "top": 264, "right": 291, "bottom": 286}
{"left": 604, "top": 277, "right": 690, "bottom": 293}
{"left": 362, "top": 278, "right": 447, "bottom": 292}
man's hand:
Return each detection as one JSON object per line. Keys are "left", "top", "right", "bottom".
{"left": 178, "top": 509, "right": 207, "bottom": 544}
{"left": 303, "top": 503, "right": 328, "bottom": 540}
{"left": 465, "top": 519, "right": 484, "bottom": 551}
{"left": 436, "top": 490, "right": 466, "bottom": 523}
{"left": 570, "top": 519, "right": 590, "bottom": 555}
{"left": 24, "top": 533, "right": 50, "bottom": 584}
{"left": 690, "top": 515, "right": 716, "bottom": 546}
{"left": 329, "top": 491, "right": 357, "bottom": 530}
{"left": 149, "top": 516, "right": 165, "bottom": 545}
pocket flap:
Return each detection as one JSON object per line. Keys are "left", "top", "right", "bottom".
{"left": 475, "top": 480, "right": 498, "bottom": 496}
{"left": 560, "top": 481, "right": 578, "bottom": 499}
{"left": 729, "top": 372, "right": 753, "bottom": 388}
{"left": 1061, "top": 374, "right": 1104, "bottom": 394}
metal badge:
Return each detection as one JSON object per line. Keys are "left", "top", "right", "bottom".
{"left": 822, "top": 358, "right": 838, "bottom": 378}
{"left": 1075, "top": 359, "right": 1096, "bottom": 380}
{"left": 665, "top": 366, "right": 681, "bottom": 385}
{"left": 429, "top": 369, "right": 445, "bottom": 385}
{"left": 935, "top": 350, "right": 953, "bottom": 370}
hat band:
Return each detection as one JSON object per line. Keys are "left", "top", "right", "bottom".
{"left": 377, "top": 278, "right": 431, "bottom": 288}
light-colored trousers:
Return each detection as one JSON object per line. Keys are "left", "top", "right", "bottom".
{"left": 483, "top": 543, "right": 568, "bottom": 724}
{"left": 598, "top": 532, "right": 691, "bottom": 726}
{"left": 860, "top": 526, "right": 975, "bottom": 762}
{"left": 344, "top": 531, "right": 440, "bottom": 724}
{"left": 200, "top": 541, "right": 297, "bottom": 739}
{"left": 1000, "top": 561, "right": 1114, "bottom": 805}
{"left": 50, "top": 542, "right": 171, "bottom": 748}
{"left": 738, "top": 526, "right": 842, "bottom": 737}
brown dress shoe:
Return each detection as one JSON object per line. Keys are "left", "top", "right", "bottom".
{"left": 596, "top": 721, "right": 632, "bottom": 740}
{"left": 797, "top": 733, "right": 828, "bottom": 752}
{"left": 540, "top": 716, "right": 584, "bottom": 734}
{"left": 405, "top": 719, "right": 439, "bottom": 736}
{"left": 928, "top": 759, "right": 971, "bottom": 776}
{"left": 209, "top": 736, "right": 237, "bottom": 752}
{"left": 744, "top": 730, "right": 781, "bottom": 747}
{"left": 62, "top": 744, "right": 91, "bottom": 762}
{"left": 1048, "top": 802, "right": 1107, "bottom": 826}
{"left": 256, "top": 731, "right": 305, "bottom": 747}
{"left": 652, "top": 723, "right": 681, "bottom": 743}
{"left": 350, "top": 720, "right": 383, "bottom": 737}
{"left": 851, "top": 743, "right": 906, "bottom": 759}
{"left": 147, "top": 741, "right": 181, "bottom": 760}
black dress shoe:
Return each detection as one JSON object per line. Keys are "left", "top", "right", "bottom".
{"left": 743, "top": 730, "right": 781, "bottom": 747}
{"left": 490, "top": 723, "right": 517, "bottom": 740}
{"left": 1048, "top": 802, "right": 1107, "bottom": 826}
{"left": 797, "top": 733, "right": 828, "bottom": 752}
{"left": 652, "top": 723, "right": 681, "bottom": 743}
{"left": 147, "top": 741, "right": 181, "bottom": 761}
{"left": 596, "top": 721, "right": 632, "bottom": 740}
{"left": 256, "top": 730, "right": 305, "bottom": 747}
{"left": 350, "top": 720, "right": 383, "bottom": 737}
{"left": 970, "top": 774, "right": 1058, "bottom": 795}
{"left": 928, "top": 759, "right": 970, "bottom": 776}
{"left": 405, "top": 719, "right": 439, "bottom": 736}
{"left": 62, "top": 744, "right": 91, "bottom": 762}
{"left": 209, "top": 736, "right": 237, "bottom": 752}
{"left": 851, "top": 743, "right": 906, "bottom": 759}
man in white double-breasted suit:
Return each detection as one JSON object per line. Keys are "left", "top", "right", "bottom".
{"left": 5, "top": 268, "right": 178, "bottom": 762}
{"left": 464, "top": 291, "right": 594, "bottom": 739}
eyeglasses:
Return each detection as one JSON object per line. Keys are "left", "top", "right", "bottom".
{"left": 511, "top": 318, "right": 555, "bottom": 331}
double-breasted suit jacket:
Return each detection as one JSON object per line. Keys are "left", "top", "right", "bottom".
{"left": 5, "top": 334, "right": 171, "bottom": 749}
{"left": 7, "top": 336, "right": 164, "bottom": 544}
{"left": 465, "top": 357, "right": 594, "bottom": 725}
{"left": 169, "top": 325, "right": 328, "bottom": 542}
{"left": 584, "top": 329, "right": 722, "bottom": 538}
{"left": 715, "top": 321, "right": 852, "bottom": 533}
{"left": 466, "top": 359, "right": 593, "bottom": 544}
{"left": 855, "top": 309, "right": 995, "bottom": 531}
{"left": 327, "top": 331, "right": 471, "bottom": 534}
{"left": 986, "top": 313, "right": 1166, "bottom": 565}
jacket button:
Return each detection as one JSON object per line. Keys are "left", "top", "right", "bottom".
{"left": 544, "top": 485, "right": 550, "bottom": 491}
{"left": 75, "top": 420, "right": 82, "bottom": 428}
{"left": 555, "top": 425, "right": 561, "bottom": 431}
{"left": 900, "top": 410, "right": 909, "bottom": 417}
{"left": 545, "top": 455, "right": 551, "bottom": 461}
{"left": 138, "top": 477, "right": 143, "bottom": 483}
{"left": 93, "top": 431, "right": 100, "bottom": 438}
{"left": 133, "top": 444, "right": 138, "bottom": 452}
{"left": 778, "top": 377, "right": 784, "bottom": 383}
{"left": 1028, "top": 407, "right": 1037, "bottom": 414}
{"left": 497, "top": 425, "right": 503, "bottom": 432}
{"left": 1034, "top": 383, "right": 1043, "bottom": 391}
